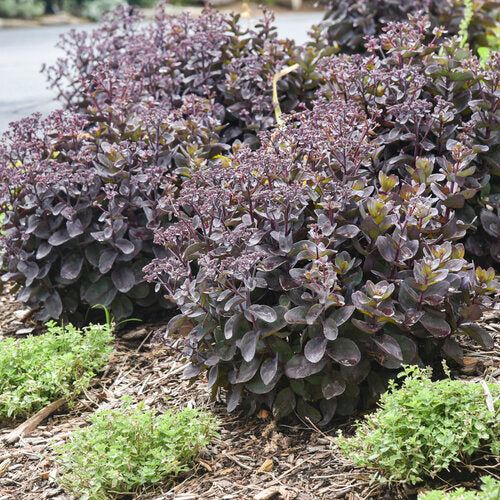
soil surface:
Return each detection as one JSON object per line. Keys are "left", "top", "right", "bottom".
{"left": 0, "top": 286, "right": 498, "bottom": 500}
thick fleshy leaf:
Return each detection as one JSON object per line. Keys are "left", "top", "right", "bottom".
{"left": 66, "top": 219, "right": 84, "bottom": 238}
{"left": 318, "top": 398, "right": 337, "bottom": 426}
{"left": 284, "top": 306, "right": 308, "bottom": 324}
{"left": 17, "top": 261, "right": 39, "bottom": 286}
{"left": 60, "top": 254, "right": 83, "bottom": 281}
{"left": 110, "top": 294, "right": 133, "bottom": 321}
{"left": 227, "top": 384, "right": 243, "bottom": 412}
{"left": 236, "top": 357, "right": 261, "bottom": 383}
{"left": 83, "top": 277, "right": 117, "bottom": 307}
{"left": 459, "top": 323, "right": 494, "bottom": 350}
{"left": 327, "top": 338, "right": 361, "bottom": 366}
{"left": 306, "top": 304, "right": 323, "bottom": 325}
{"left": 372, "top": 334, "right": 403, "bottom": 362}
{"left": 183, "top": 363, "right": 202, "bottom": 379}
{"left": 208, "top": 365, "right": 219, "bottom": 389}
{"left": 245, "top": 304, "right": 277, "bottom": 323}
{"left": 36, "top": 242, "right": 52, "bottom": 260}
{"left": 44, "top": 291, "right": 63, "bottom": 319}
{"left": 260, "top": 355, "right": 278, "bottom": 385}
{"left": 48, "top": 229, "right": 71, "bottom": 246}
{"left": 246, "top": 371, "right": 281, "bottom": 394}
{"left": 285, "top": 355, "right": 326, "bottom": 379}
{"left": 420, "top": 312, "right": 451, "bottom": 338}
{"left": 304, "top": 337, "right": 328, "bottom": 363}
{"left": 224, "top": 313, "right": 243, "bottom": 340}
{"left": 98, "top": 249, "right": 118, "bottom": 274}
{"left": 273, "top": 388, "right": 296, "bottom": 419}
{"left": 240, "top": 330, "right": 259, "bottom": 362}
{"left": 321, "top": 371, "right": 346, "bottom": 399}
{"left": 115, "top": 238, "right": 135, "bottom": 255}
{"left": 376, "top": 235, "right": 397, "bottom": 262}
{"left": 335, "top": 224, "right": 360, "bottom": 238}
{"left": 111, "top": 266, "right": 136, "bottom": 293}
{"left": 330, "top": 306, "right": 355, "bottom": 326}
{"left": 323, "top": 317, "right": 339, "bottom": 340}
{"left": 442, "top": 338, "right": 464, "bottom": 365}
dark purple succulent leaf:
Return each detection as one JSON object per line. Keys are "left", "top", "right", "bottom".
{"left": 322, "top": 316, "right": 339, "bottom": 340}
{"left": 327, "top": 338, "right": 361, "bottom": 366}
{"left": 419, "top": 312, "right": 451, "bottom": 338}
{"left": 115, "top": 238, "right": 135, "bottom": 255}
{"left": 83, "top": 277, "right": 117, "bottom": 307}
{"left": 335, "top": 224, "right": 360, "bottom": 239}
{"left": 304, "top": 337, "right": 328, "bottom": 363}
{"left": 183, "top": 363, "right": 203, "bottom": 379}
{"left": 246, "top": 370, "right": 281, "bottom": 394}
{"left": 459, "top": 323, "right": 494, "bottom": 350}
{"left": 260, "top": 354, "right": 278, "bottom": 385}
{"left": 60, "top": 254, "right": 83, "bottom": 280}
{"left": 239, "top": 330, "right": 259, "bottom": 362}
{"left": 285, "top": 355, "right": 327, "bottom": 379}
{"left": 372, "top": 334, "right": 403, "bottom": 363}
{"left": 236, "top": 357, "right": 261, "bottom": 384}
{"left": 208, "top": 365, "right": 219, "bottom": 389}
{"left": 111, "top": 266, "right": 136, "bottom": 293}
{"left": 227, "top": 384, "right": 243, "bottom": 412}
{"left": 66, "top": 218, "right": 84, "bottom": 238}
{"left": 306, "top": 304, "right": 323, "bottom": 325}
{"left": 330, "top": 306, "right": 355, "bottom": 326}
{"left": 110, "top": 294, "right": 134, "bottom": 321}
{"left": 44, "top": 291, "right": 63, "bottom": 319}
{"left": 98, "top": 249, "right": 118, "bottom": 274}
{"left": 245, "top": 304, "right": 277, "bottom": 323}
{"left": 273, "top": 387, "right": 296, "bottom": 420}
{"left": 36, "top": 242, "right": 52, "bottom": 260}
{"left": 48, "top": 229, "right": 71, "bottom": 246}
{"left": 442, "top": 338, "right": 464, "bottom": 365}
{"left": 318, "top": 398, "right": 337, "bottom": 426}
{"left": 284, "top": 306, "right": 308, "bottom": 324}
{"left": 321, "top": 371, "right": 346, "bottom": 399}
{"left": 17, "top": 261, "right": 39, "bottom": 287}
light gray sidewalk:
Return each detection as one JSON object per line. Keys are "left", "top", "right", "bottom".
{"left": 0, "top": 11, "right": 324, "bottom": 134}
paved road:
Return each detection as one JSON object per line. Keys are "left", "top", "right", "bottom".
{"left": 0, "top": 12, "right": 324, "bottom": 134}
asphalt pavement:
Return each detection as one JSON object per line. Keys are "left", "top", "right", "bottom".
{"left": 0, "top": 11, "right": 324, "bottom": 134}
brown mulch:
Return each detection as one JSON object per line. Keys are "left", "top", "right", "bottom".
{"left": 0, "top": 287, "right": 498, "bottom": 500}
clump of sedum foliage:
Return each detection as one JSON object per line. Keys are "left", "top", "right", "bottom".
{"left": 337, "top": 365, "right": 500, "bottom": 484}
{"left": 0, "top": 5, "right": 312, "bottom": 323}
{"left": 145, "top": 17, "right": 498, "bottom": 425}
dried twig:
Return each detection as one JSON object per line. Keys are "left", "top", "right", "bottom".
{"left": 4, "top": 398, "right": 66, "bottom": 445}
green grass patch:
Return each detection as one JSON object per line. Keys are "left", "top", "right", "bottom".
{"left": 55, "top": 399, "right": 218, "bottom": 498}
{"left": 337, "top": 365, "right": 500, "bottom": 485}
{"left": 419, "top": 476, "right": 500, "bottom": 499}
{"left": 0, "top": 321, "right": 113, "bottom": 420}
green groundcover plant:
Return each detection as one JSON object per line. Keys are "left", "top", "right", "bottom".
{"left": 419, "top": 476, "right": 500, "bottom": 500}
{"left": 54, "top": 400, "right": 218, "bottom": 499}
{"left": 336, "top": 365, "right": 500, "bottom": 485}
{"left": 0, "top": 321, "right": 113, "bottom": 420}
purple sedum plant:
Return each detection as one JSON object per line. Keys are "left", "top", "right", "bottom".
{"left": 0, "top": 97, "right": 221, "bottom": 323}
{"left": 145, "top": 89, "right": 498, "bottom": 423}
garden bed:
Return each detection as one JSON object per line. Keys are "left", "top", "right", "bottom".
{"left": 0, "top": 287, "right": 498, "bottom": 499}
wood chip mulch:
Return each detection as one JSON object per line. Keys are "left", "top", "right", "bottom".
{"left": 0, "top": 287, "right": 498, "bottom": 500}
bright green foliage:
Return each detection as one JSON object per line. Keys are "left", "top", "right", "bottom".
{"left": 419, "top": 477, "right": 500, "bottom": 499}
{"left": 0, "top": 322, "right": 113, "bottom": 420}
{"left": 55, "top": 400, "right": 218, "bottom": 499}
{"left": 337, "top": 366, "right": 500, "bottom": 485}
